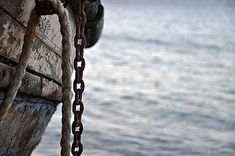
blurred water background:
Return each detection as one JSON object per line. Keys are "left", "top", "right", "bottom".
{"left": 33, "top": 0, "right": 235, "bottom": 155}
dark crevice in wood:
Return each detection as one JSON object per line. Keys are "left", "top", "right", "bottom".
{"left": 0, "top": 55, "right": 61, "bottom": 86}
{"left": 0, "top": 6, "right": 26, "bottom": 31}
{"left": 0, "top": 87, "right": 61, "bottom": 103}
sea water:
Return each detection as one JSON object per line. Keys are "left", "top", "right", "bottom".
{"left": 33, "top": 0, "right": 235, "bottom": 155}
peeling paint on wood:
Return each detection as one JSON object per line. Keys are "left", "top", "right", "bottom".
{"left": 0, "top": 0, "right": 61, "bottom": 53}
{"left": 0, "top": 0, "right": 76, "bottom": 57}
{"left": 0, "top": 63, "right": 62, "bottom": 101}
{"left": 0, "top": 92, "right": 58, "bottom": 156}
{"left": 0, "top": 9, "right": 64, "bottom": 83}
{"left": 0, "top": 3, "right": 77, "bottom": 83}
{"left": 30, "top": 39, "right": 62, "bottom": 83}
{"left": 0, "top": 20, "right": 24, "bottom": 59}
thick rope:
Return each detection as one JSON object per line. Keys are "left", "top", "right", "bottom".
{"left": 49, "top": 0, "right": 72, "bottom": 156}
{"left": 0, "top": 9, "right": 40, "bottom": 121}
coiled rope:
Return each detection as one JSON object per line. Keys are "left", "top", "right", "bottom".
{"left": 0, "top": 0, "right": 72, "bottom": 155}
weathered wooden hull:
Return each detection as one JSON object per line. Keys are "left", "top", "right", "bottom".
{"left": 0, "top": 0, "right": 65, "bottom": 155}
{"left": 0, "top": 0, "right": 103, "bottom": 154}
{"left": 0, "top": 92, "right": 58, "bottom": 156}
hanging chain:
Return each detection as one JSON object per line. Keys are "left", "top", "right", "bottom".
{"left": 72, "top": 0, "right": 87, "bottom": 155}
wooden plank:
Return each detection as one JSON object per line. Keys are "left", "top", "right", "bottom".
{"left": 0, "top": 0, "right": 76, "bottom": 57}
{"left": 0, "top": 62, "right": 62, "bottom": 102}
{"left": 0, "top": 0, "right": 63, "bottom": 54}
{"left": 0, "top": 0, "right": 23, "bottom": 18}
{"left": 0, "top": 9, "right": 64, "bottom": 83}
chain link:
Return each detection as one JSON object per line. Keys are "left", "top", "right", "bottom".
{"left": 72, "top": 0, "right": 87, "bottom": 155}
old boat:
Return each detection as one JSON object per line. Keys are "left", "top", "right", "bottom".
{"left": 0, "top": 0, "right": 103, "bottom": 155}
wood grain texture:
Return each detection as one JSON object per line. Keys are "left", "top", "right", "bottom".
{"left": 0, "top": 9, "right": 62, "bottom": 83}
{"left": 0, "top": 92, "right": 58, "bottom": 156}
{"left": 0, "top": 63, "right": 62, "bottom": 101}
{"left": 0, "top": 0, "right": 77, "bottom": 56}
{"left": 0, "top": 1, "right": 76, "bottom": 84}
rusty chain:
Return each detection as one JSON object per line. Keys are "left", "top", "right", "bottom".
{"left": 72, "top": 0, "right": 87, "bottom": 155}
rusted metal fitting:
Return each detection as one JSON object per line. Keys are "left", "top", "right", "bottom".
{"left": 35, "top": 0, "right": 55, "bottom": 15}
